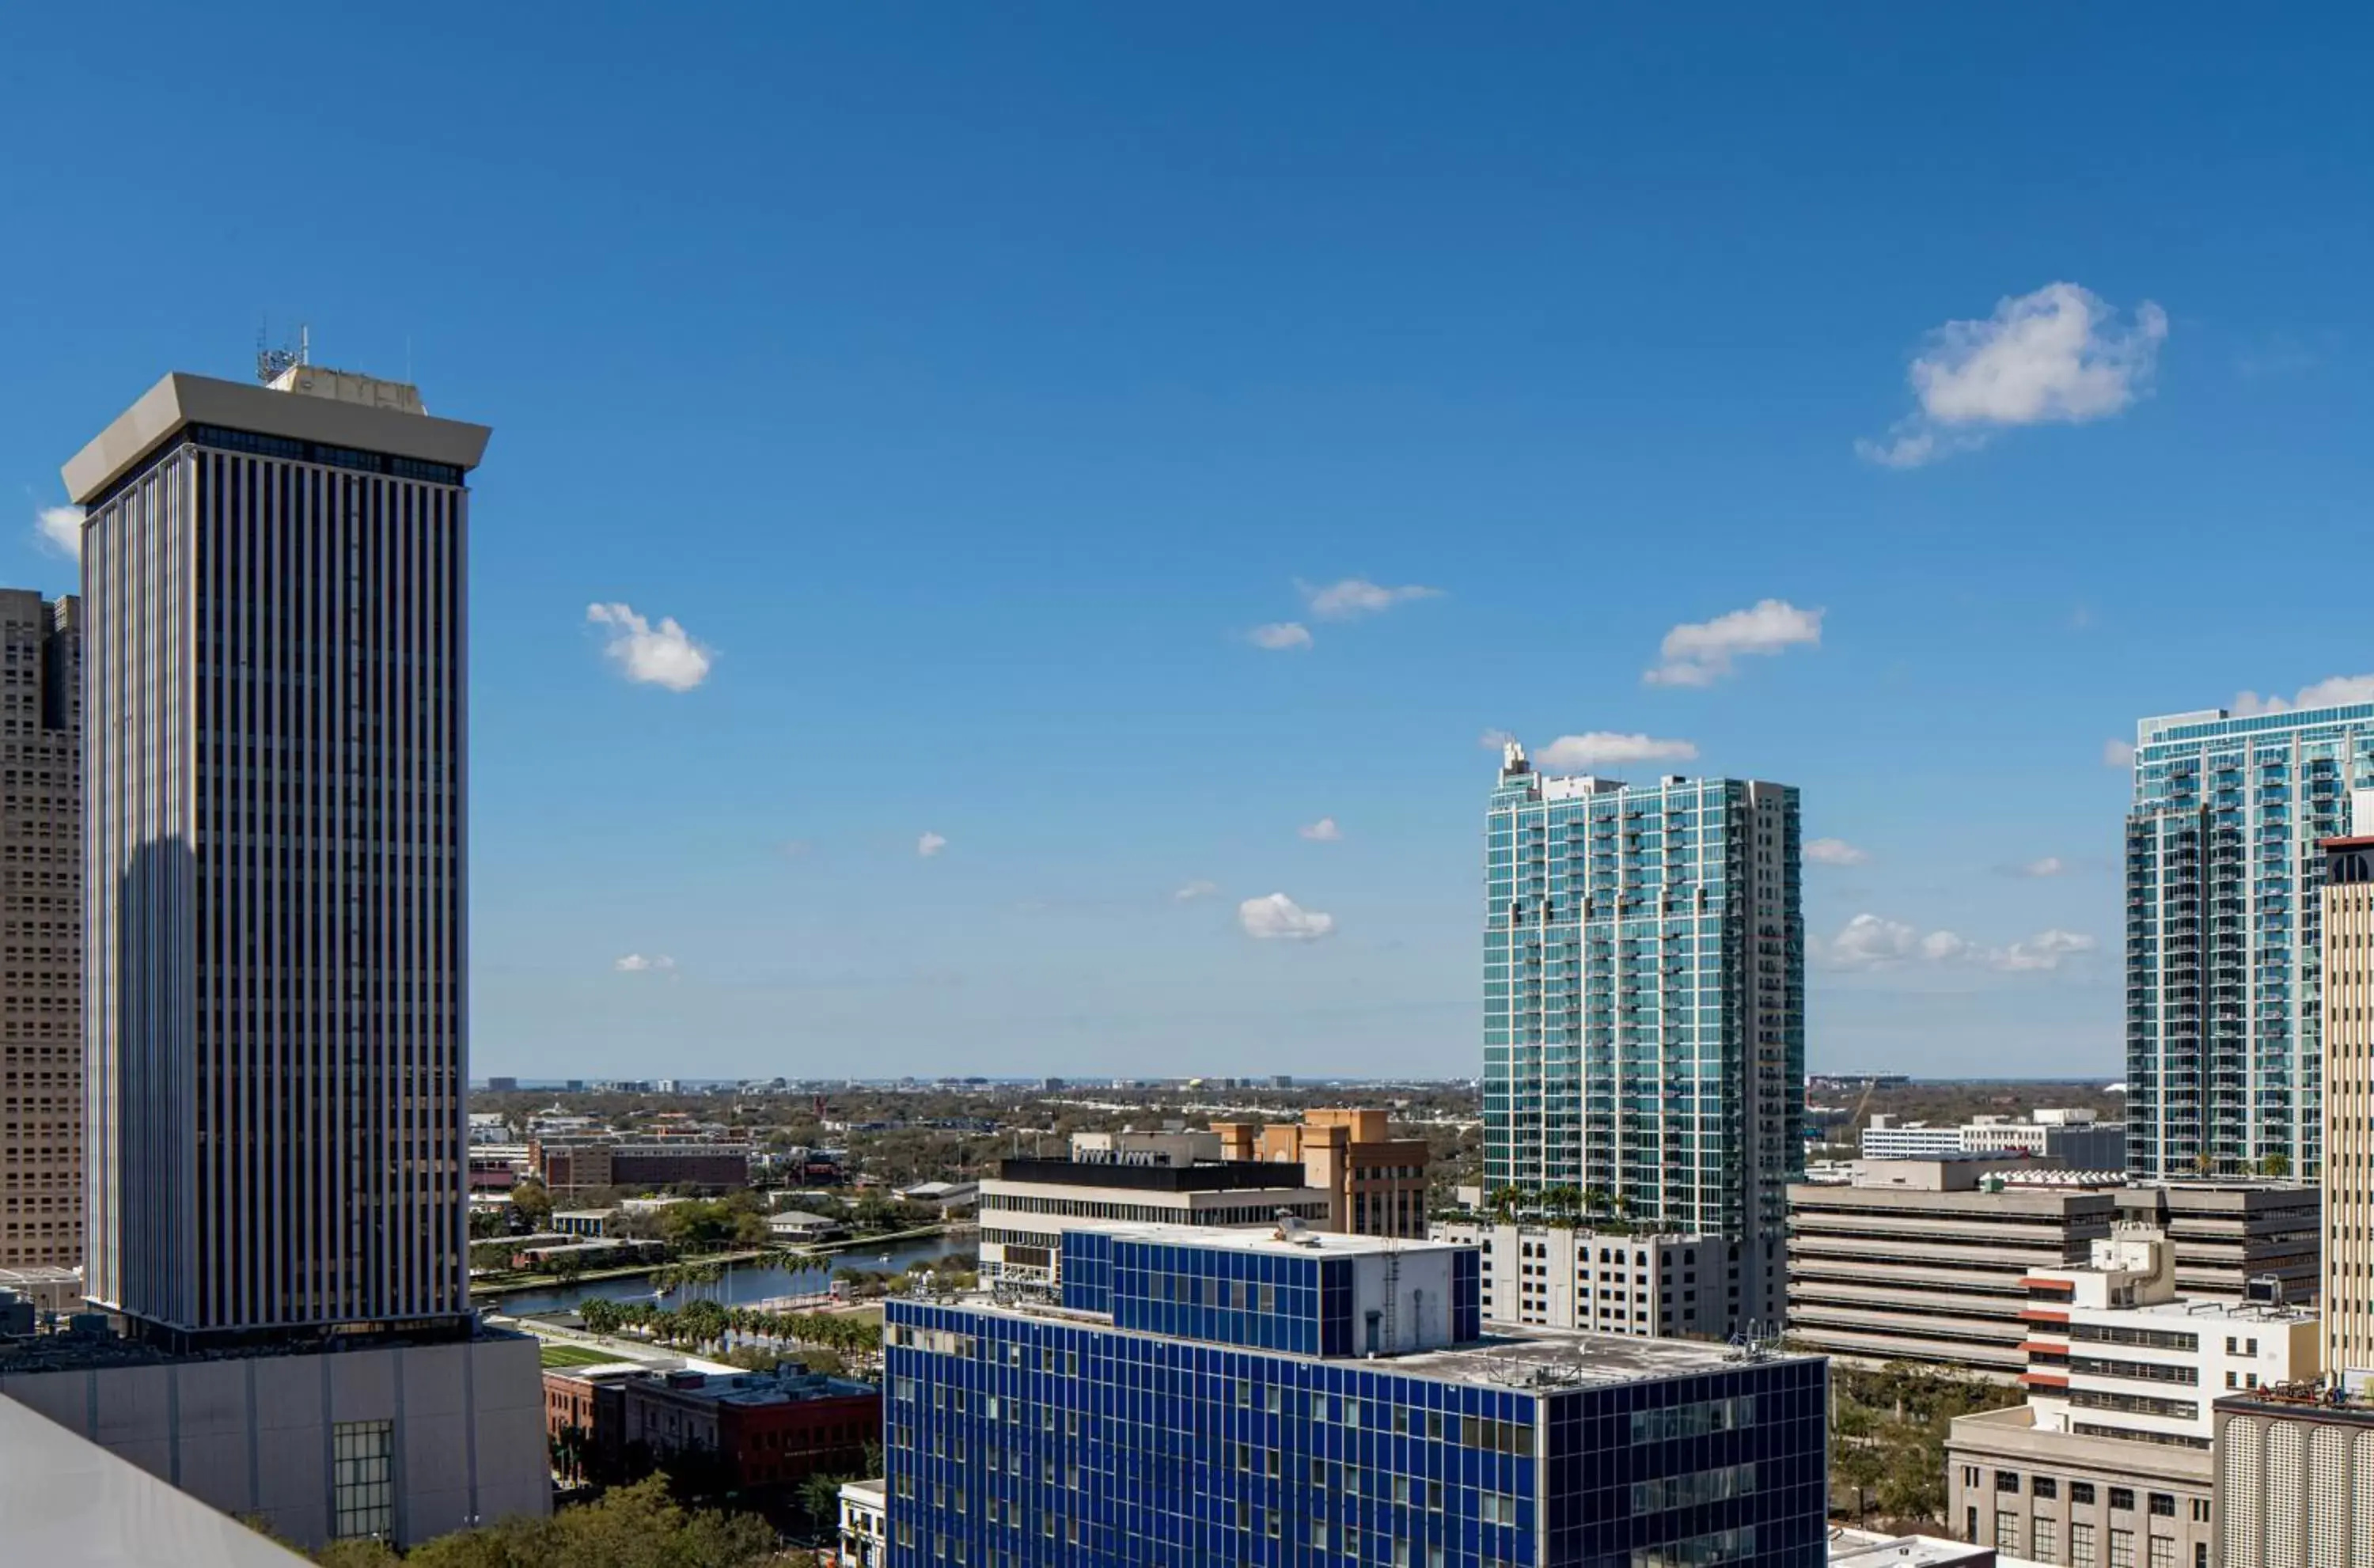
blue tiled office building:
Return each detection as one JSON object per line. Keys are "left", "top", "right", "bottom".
{"left": 884, "top": 1225, "right": 1826, "bottom": 1566}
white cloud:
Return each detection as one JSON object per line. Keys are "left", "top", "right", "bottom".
{"left": 1920, "top": 930, "right": 1971, "bottom": 962}
{"left": 1238, "top": 892, "right": 1335, "bottom": 942}
{"left": 917, "top": 831, "right": 948, "bottom": 858}
{"left": 1644, "top": 600, "right": 1824, "bottom": 687}
{"left": 1299, "top": 578, "right": 1442, "bottom": 619}
{"left": 1805, "top": 838, "right": 1869, "bottom": 867}
{"left": 1299, "top": 817, "right": 1343, "bottom": 843}
{"left": 1858, "top": 282, "right": 2168, "bottom": 468}
{"left": 1173, "top": 880, "right": 1219, "bottom": 903}
{"left": 1991, "top": 930, "right": 2096, "bottom": 973}
{"left": 1826, "top": 913, "right": 2095, "bottom": 975}
{"left": 1247, "top": 622, "right": 1314, "bottom": 652}
{"left": 614, "top": 953, "right": 677, "bottom": 974}
{"left": 2013, "top": 857, "right": 2068, "bottom": 878}
{"left": 1827, "top": 915, "right": 1922, "bottom": 971}
{"left": 1534, "top": 733, "right": 1699, "bottom": 773}
{"left": 2231, "top": 674, "right": 2374, "bottom": 717}
{"left": 586, "top": 602, "right": 714, "bottom": 691}
{"left": 2103, "top": 738, "right": 2137, "bottom": 768}
{"left": 33, "top": 505, "right": 82, "bottom": 561}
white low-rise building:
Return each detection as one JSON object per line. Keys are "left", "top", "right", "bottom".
{"left": 838, "top": 1476, "right": 886, "bottom": 1566}
{"left": 1428, "top": 1220, "right": 1738, "bottom": 1339}
{"left": 979, "top": 1153, "right": 1330, "bottom": 1288}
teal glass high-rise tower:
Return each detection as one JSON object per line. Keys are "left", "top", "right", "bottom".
{"left": 1481, "top": 744, "right": 1803, "bottom": 1331}
{"left": 2125, "top": 701, "right": 2374, "bottom": 1181}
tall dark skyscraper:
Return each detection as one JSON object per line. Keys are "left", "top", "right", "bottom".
{"left": 0, "top": 589, "right": 82, "bottom": 1272}
{"left": 68, "top": 362, "right": 489, "bottom": 1346}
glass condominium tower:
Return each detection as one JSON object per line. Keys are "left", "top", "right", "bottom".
{"left": 1481, "top": 744, "right": 1803, "bottom": 1330}
{"left": 2126, "top": 701, "right": 2374, "bottom": 1182}
{"left": 67, "top": 364, "right": 488, "bottom": 1347}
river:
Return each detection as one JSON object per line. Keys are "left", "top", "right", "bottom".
{"left": 486, "top": 1233, "right": 974, "bottom": 1318}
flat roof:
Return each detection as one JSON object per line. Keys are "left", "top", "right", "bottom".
{"left": 1826, "top": 1528, "right": 1993, "bottom": 1567}
{"left": 1075, "top": 1221, "right": 1465, "bottom": 1260}
{"left": 931, "top": 1293, "right": 1807, "bottom": 1392}
{"left": 994, "top": 1157, "right": 1328, "bottom": 1195}
{"left": 63, "top": 371, "right": 491, "bottom": 504}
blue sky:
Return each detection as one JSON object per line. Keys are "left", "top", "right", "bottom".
{"left": 4, "top": 6, "right": 2369, "bottom": 1080}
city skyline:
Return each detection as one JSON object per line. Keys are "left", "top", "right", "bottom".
{"left": 7, "top": 8, "right": 2374, "bottom": 1079}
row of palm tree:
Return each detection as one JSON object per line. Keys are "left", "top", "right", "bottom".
{"left": 575, "top": 1294, "right": 883, "bottom": 1365}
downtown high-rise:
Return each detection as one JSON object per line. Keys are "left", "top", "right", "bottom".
{"left": 1480, "top": 743, "right": 1802, "bottom": 1331}
{"left": 0, "top": 589, "right": 82, "bottom": 1271}
{"left": 2124, "top": 701, "right": 2374, "bottom": 1182}
{"left": 70, "top": 363, "right": 489, "bottom": 1347}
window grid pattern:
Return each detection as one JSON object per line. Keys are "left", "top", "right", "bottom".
{"left": 332, "top": 1418, "right": 394, "bottom": 1541}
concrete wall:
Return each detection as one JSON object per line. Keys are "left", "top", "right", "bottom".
{"left": 0, "top": 1335, "right": 548, "bottom": 1549}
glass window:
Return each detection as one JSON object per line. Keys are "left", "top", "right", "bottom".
{"left": 332, "top": 1420, "right": 394, "bottom": 1542}
{"left": 2071, "top": 1522, "right": 2096, "bottom": 1568}
{"left": 2109, "top": 1529, "right": 2135, "bottom": 1568}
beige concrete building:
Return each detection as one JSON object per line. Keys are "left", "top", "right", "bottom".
{"left": 2110, "top": 1180, "right": 2322, "bottom": 1305}
{"left": 2321, "top": 831, "right": 2374, "bottom": 1384}
{"left": 0, "top": 1331, "right": 550, "bottom": 1550}
{"left": 1788, "top": 1158, "right": 2118, "bottom": 1381}
{"left": 1948, "top": 1407, "right": 2213, "bottom": 1567}
{"left": 0, "top": 589, "right": 80, "bottom": 1272}
{"left": 2213, "top": 1391, "right": 2374, "bottom": 1567}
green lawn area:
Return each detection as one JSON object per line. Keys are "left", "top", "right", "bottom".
{"left": 539, "top": 1341, "right": 628, "bottom": 1369}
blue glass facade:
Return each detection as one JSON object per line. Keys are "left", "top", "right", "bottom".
{"left": 882, "top": 1233, "right": 1828, "bottom": 1566}
{"left": 885, "top": 1305, "right": 1824, "bottom": 1568}
{"left": 2126, "top": 702, "right": 2374, "bottom": 1178}
{"left": 1481, "top": 754, "right": 1802, "bottom": 1333}
{"left": 1061, "top": 1232, "right": 1483, "bottom": 1357}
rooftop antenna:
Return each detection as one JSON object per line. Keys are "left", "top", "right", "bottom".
{"left": 256, "top": 320, "right": 310, "bottom": 384}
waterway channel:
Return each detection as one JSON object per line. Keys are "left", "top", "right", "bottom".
{"left": 489, "top": 1233, "right": 973, "bottom": 1318}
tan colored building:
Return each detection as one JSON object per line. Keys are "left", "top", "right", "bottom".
{"left": 1210, "top": 1108, "right": 1430, "bottom": 1237}
{"left": 2213, "top": 1391, "right": 2374, "bottom": 1566}
{"left": 0, "top": 589, "right": 78, "bottom": 1273}
{"left": 1947, "top": 1404, "right": 2213, "bottom": 1567}
{"left": 2322, "top": 832, "right": 2374, "bottom": 1384}
{"left": 1788, "top": 1158, "right": 2118, "bottom": 1381}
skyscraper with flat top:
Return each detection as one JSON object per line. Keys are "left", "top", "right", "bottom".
{"left": 1481, "top": 743, "right": 1802, "bottom": 1332}
{"left": 2124, "top": 702, "right": 2374, "bottom": 1181}
{"left": 2319, "top": 831, "right": 2374, "bottom": 1385}
{"left": 0, "top": 589, "right": 81, "bottom": 1271}
{"left": 68, "top": 362, "right": 488, "bottom": 1347}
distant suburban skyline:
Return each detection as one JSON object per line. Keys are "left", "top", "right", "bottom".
{"left": 5, "top": 7, "right": 2370, "bottom": 1079}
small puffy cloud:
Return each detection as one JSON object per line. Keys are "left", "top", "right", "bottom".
{"left": 1299, "top": 817, "right": 1343, "bottom": 842}
{"left": 1991, "top": 930, "right": 2096, "bottom": 973}
{"left": 917, "top": 831, "right": 948, "bottom": 858}
{"left": 33, "top": 504, "right": 82, "bottom": 560}
{"left": 615, "top": 953, "right": 677, "bottom": 974}
{"left": 1920, "top": 930, "right": 1971, "bottom": 962}
{"left": 1827, "top": 915, "right": 1923, "bottom": 971}
{"left": 1858, "top": 282, "right": 2168, "bottom": 468}
{"left": 1805, "top": 838, "right": 1869, "bottom": 867}
{"left": 586, "top": 602, "right": 714, "bottom": 691}
{"left": 1534, "top": 733, "right": 1698, "bottom": 773}
{"left": 1645, "top": 600, "right": 1823, "bottom": 687}
{"left": 1239, "top": 892, "right": 1335, "bottom": 941}
{"left": 1247, "top": 621, "right": 1314, "bottom": 652}
{"left": 2010, "top": 857, "right": 2067, "bottom": 878}
{"left": 1478, "top": 729, "right": 1515, "bottom": 750}
{"left": 1299, "top": 578, "right": 1442, "bottom": 619}
{"left": 1173, "top": 880, "right": 1219, "bottom": 903}
{"left": 2231, "top": 675, "right": 2374, "bottom": 718}
{"left": 2103, "top": 738, "right": 2137, "bottom": 768}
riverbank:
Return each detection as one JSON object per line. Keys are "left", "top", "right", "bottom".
{"left": 468, "top": 1221, "right": 959, "bottom": 1299}
{"left": 482, "top": 1231, "right": 974, "bottom": 1318}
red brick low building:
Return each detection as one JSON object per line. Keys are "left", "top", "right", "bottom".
{"left": 623, "top": 1367, "right": 880, "bottom": 1490}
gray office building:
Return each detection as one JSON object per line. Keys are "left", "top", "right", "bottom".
{"left": 70, "top": 362, "right": 488, "bottom": 1346}
{"left": 0, "top": 590, "right": 81, "bottom": 1271}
